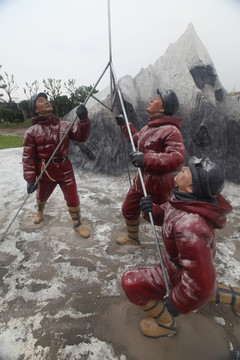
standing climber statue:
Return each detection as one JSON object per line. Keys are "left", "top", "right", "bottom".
{"left": 115, "top": 88, "right": 185, "bottom": 245}
{"left": 22, "top": 92, "right": 91, "bottom": 238}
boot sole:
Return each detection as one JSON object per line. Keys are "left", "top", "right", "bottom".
{"left": 139, "top": 325, "right": 177, "bottom": 338}
{"left": 74, "top": 229, "right": 90, "bottom": 238}
{"left": 116, "top": 241, "right": 140, "bottom": 246}
{"left": 34, "top": 219, "right": 43, "bottom": 224}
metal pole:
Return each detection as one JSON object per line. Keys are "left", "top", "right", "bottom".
{"left": 2, "top": 0, "right": 170, "bottom": 297}
{"left": 108, "top": 0, "right": 112, "bottom": 63}
{"left": 106, "top": 3, "right": 169, "bottom": 294}
{"left": 27, "top": 90, "right": 99, "bottom": 190}
{"left": 0, "top": 194, "right": 30, "bottom": 242}
{"left": 120, "top": 131, "right": 132, "bottom": 187}
{"left": 110, "top": 61, "right": 170, "bottom": 295}
{"left": 0, "top": 63, "right": 111, "bottom": 242}
{"left": 84, "top": 61, "right": 110, "bottom": 104}
{"left": 36, "top": 74, "right": 108, "bottom": 186}
{"left": 0, "top": 23, "right": 117, "bottom": 241}
{"left": 108, "top": 0, "right": 113, "bottom": 104}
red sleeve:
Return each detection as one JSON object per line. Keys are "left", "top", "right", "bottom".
{"left": 171, "top": 213, "right": 216, "bottom": 314}
{"left": 143, "top": 126, "right": 185, "bottom": 174}
{"left": 22, "top": 131, "right": 37, "bottom": 183}
{"left": 69, "top": 118, "right": 91, "bottom": 142}
{"left": 121, "top": 123, "right": 139, "bottom": 148}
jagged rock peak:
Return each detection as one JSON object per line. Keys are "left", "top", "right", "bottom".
{"left": 65, "top": 22, "right": 240, "bottom": 183}
{"left": 172, "top": 22, "right": 213, "bottom": 67}
{"left": 153, "top": 22, "right": 214, "bottom": 82}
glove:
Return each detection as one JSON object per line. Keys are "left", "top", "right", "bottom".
{"left": 140, "top": 195, "right": 153, "bottom": 215}
{"left": 115, "top": 114, "right": 125, "bottom": 126}
{"left": 129, "top": 151, "right": 144, "bottom": 168}
{"left": 27, "top": 182, "right": 38, "bottom": 194}
{"left": 76, "top": 104, "right": 88, "bottom": 120}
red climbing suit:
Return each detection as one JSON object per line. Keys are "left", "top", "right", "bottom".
{"left": 121, "top": 115, "right": 185, "bottom": 220}
{"left": 122, "top": 194, "right": 232, "bottom": 314}
{"left": 22, "top": 115, "right": 90, "bottom": 207}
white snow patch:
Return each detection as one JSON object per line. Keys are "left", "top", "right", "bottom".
{"left": 214, "top": 316, "right": 226, "bottom": 327}
{"left": 56, "top": 337, "right": 127, "bottom": 360}
{"left": 0, "top": 313, "right": 47, "bottom": 360}
{"left": 0, "top": 148, "right": 239, "bottom": 358}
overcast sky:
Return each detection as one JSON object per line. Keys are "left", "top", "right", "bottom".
{"left": 0, "top": 0, "right": 239, "bottom": 101}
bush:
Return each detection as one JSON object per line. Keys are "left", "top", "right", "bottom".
{"left": 0, "top": 107, "right": 24, "bottom": 123}
{"left": 0, "top": 108, "right": 16, "bottom": 122}
{"left": 19, "top": 100, "right": 31, "bottom": 120}
{"left": 14, "top": 111, "right": 24, "bottom": 123}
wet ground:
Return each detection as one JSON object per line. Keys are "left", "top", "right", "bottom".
{"left": 0, "top": 145, "right": 239, "bottom": 360}
{"left": 0, "top": 127, "right": 27, "bottom": 137}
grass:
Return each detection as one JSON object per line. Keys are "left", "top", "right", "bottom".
{"left": 0, "top": 135, "right": 24, "bottom": 149}
{"left": 0, "top": 120, "right": 31, "bottom": 128}
{"left": 0, "top": 121, "right": 28, "bottom": 149}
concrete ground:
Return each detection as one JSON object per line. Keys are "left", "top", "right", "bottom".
{"left": 0, "top": 137, "right": 239, "bottom": 360}
{"left": 0, "top": 127, "right": 27, "bottom": 137}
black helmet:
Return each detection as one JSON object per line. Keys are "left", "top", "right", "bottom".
{"left": 157, "top": 88, "right": 179, "bottom": 115}
{"left": 188, "top": 156, "right": 225, "bottom": 199}
{"left": 29, "top": 92, "right": 48, "bottom": 115}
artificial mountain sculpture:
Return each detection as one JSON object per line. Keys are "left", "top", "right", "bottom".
{"left": 64, "top": 23, "right": 240, "bottom": 183}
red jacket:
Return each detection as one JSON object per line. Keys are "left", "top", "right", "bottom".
{"left": 22, "top": 115, "right": 90, "bottom": 182}
{"left": 144, "top": 194, "right": 232, "bottom": 313}
{"left": 122, "top": 115, "right": 185, "bottom": 201}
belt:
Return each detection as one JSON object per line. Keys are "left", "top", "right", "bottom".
{"left": 41, "top": 156, "right": 68, "bottom": 164}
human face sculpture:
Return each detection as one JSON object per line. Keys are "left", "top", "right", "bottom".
{"left": 147, "top": 95, "right": 165, "bottom": 115}
{"left": 174, "top": 166, "right": 193, "bottom": 194}
{"left": 35, "top": 96, "right": 53, "bottom": 116}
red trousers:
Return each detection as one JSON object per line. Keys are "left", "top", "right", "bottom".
{"left": 121, "top": 265, "right": 167, "bottom": 306}
{"left": 36, "top": 160, "right": 79, "bottom": 207}
{"left": 121, "top": 251, "right": 180, "bottom": 306}
{"left": 122, "top": 187, "right": 169, "bottom": 221}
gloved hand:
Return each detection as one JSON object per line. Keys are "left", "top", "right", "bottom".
{"left": 76, "top": 104, "right": 88, "bottom": 120}
{"left": 140, "top": 195, "right": 153, "bottom": 215}
{"left": 27, "top": 182, "right": 38, "bottom": 194}
{"left": 129, "top": 151, "right": 144, "bottom": 168}
{"left": 115, "top": 114, "right": 125, "bottom": 126}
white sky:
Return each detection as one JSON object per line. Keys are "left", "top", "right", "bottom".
{"left": 0, "top": 0, "right": 239, "bottom": 101}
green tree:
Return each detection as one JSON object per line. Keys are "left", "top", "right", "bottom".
{"left": 43, "top": 78, "right": 62, "bottom": 115}
{"left": 56, "top": 95, "right": 72, "bottom": 117}
{"left": 75, "top": 85, "right": 97, "bottom": 105}
{"left": 0, "top": 65, "right": 7, "bottom": 102}
{"left": 23, "top": 80, "right": 39, "bottom": 99}
{"left": 64, "top": 79, "right": 77, "bottom": 106}
{"left": 64, "top": 79, "right": 98, "bottom": 107}
{"left": 0, "top": 66, "right": 21, "bottom": 122}
{"left": 0, "top": 70, "right": 19, "bottom": 104}
{"left": 0, "top": 107, "right": 16, "bottom": 122}
{"left": 19, "top": 99, "right": 31, "bottom": 120}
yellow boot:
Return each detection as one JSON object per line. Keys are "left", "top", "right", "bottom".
{"left": 34, "top": 201, "right": 46, "bottom": 224}
{"left": 68, "top": 206, "right": 90, "bottom": 238}
{"left": 116, "top": 218, "right": 140, "bottom": 245}
{"left": 209, "top": 282, "right": 240, "bottom": 315}
{"left": 139, "top": 300, "right": 177, "bottom": 338}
